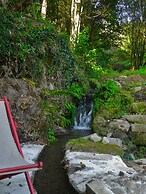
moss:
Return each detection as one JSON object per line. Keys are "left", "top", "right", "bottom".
{"left": 92, "top": 115, "right": 108, "bottom": 135}
{"left": 132, "top": 102, "right": 146, "bottom": 114}
{"left": 94, "top": 128, "right": 108, "bottom": 137}
{"left": 66, "top": 138, "right": 124, "bottom": 157}
{"left": 132, "top": 133, "right": 146, "bottom": 146}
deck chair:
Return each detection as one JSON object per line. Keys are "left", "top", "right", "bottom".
{"left": 0, "top": 98, "right": 43, "bottom": 194}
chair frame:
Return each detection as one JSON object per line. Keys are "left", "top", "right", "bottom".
{"left": 0, "top": 98, "right": 43, "bottom": 194}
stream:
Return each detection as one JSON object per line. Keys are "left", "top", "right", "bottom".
{"left": 34, "top": 130, "right": 91, "bottom": 194}
{"left": 34, "top": 96, "right": 93, "bottom": 193}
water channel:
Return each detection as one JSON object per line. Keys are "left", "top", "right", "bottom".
{"left": 34, "top": 96, "right": 93, "bottom": 194}
{"left": 34, "top": 130, "right": 91, "bottom": 194}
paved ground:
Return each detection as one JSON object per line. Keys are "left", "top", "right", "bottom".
{"left": 0, "top": 144, "right": 44, "bottom": 194}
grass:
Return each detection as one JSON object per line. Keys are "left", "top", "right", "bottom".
{"left": 123, "top": 66, "right": 146, "bottom": 76}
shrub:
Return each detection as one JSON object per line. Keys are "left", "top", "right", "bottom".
{"left": 0, "top": 8, "right": 77, "bottom": 87}
{"left": 93, "top": 79, "right": 134, "bottom": 119}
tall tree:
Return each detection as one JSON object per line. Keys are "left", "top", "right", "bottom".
{"left": 117, "top": 0, "right": 146, "bottom": 69}
{"left": 46, "top": 0, "right": 71, "bottom": 34}
{"left": 41, "top": 0, "right": 47, "bottom": 18}
{"left": 81, "top": 0, "right": 120, "bottom": 49}
{"left": 1, "top": 0, "right": 8, "bottom": 5}
{"left": 70, "top": 0, "right": 83, "bottom": 43}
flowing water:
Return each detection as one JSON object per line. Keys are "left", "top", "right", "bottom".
{"left": 73, "top": 95, "right": 93, "bottom": 130}
{"left": 34, "top": 96, "right": 93, "bottom": 194}
{"left": 34, "top": 130, "right": 91, "bottom": 194}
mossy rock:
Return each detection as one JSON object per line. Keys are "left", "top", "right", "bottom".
{"left": 92, "top": 115, "right": 108, "bottom": 135}
{"left": 131, "top": 102, "right": 146, "bottom": 114}
{"left": 66, "top": 138, "right": 124, "bottom": 157}
{"left": 132, "top": 133, "right": 146, "bottom": 146}
{"left": 97, "top": 107, "right": 122, "bottom": 119}
{"left": 92, "top": 126, "right": 108, "bottom": 137}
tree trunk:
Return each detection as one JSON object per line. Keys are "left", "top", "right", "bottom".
{"left": 1, "top": 0, "right": 8, "bottom": 7}
{"left": 1, "top": 0, "right": 8, "bottom": 4}
{"left": 41, "top": 0, "right": 47, "bottom": 19}
{"left": 70, "top": 0, "right": 83, "bottom": 44}
{"left": 131, "top": 20, "right": 145, "bottom": 69}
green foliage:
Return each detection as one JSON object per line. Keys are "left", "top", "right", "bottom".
{"left": 48, "top": 128, "right": 56, "bottom": 145}
{"left": 109, "top": 48, "right": 132, "bottom": 71}
{"left": 74, "top": 28, "right": 89, "bottom": 60}
{"left": 1, "top": 0, "right": 145, "bottom": 144}
{"left": 60, "top": 116, "right": 71, "bottom": 128}
{"left": 69, "top": 83, "right": 85, "bottom": 100}
{"left": 94, "top": 79, "right": 119, "bottom": 101}
{"left": 0, "top": 8, "right": 76, "bottom": 86}
{"left": 138, "top": 146, "right": 146, "bottom": 158}
{"left": 123, "top": 66, "right": 146, "bottom": 76}
{"left": 87, "top": 54, "right": 108, "bottom": 79}
{"left": 42, "top": 83, "right": 88, "bottom": 131}
{"left": 74, "top": 28, "right": 111, "bottom": 80}
{"left": 93, "top": 79, "right": 134, "bottom": 118}
{"left": 42, "top": 88, "right": 77, "bottom": 133}
{"left": 64, "top": 102, "right": 76, "bottom": 123}
{"left": 132, "top": 102, "right": 146, "bottom": 115}
{"left": 44, "top": 0, "right": 71, "bottom": 34}
{"left": 95, "top": 48, "right": 111, "bottom": 67}
{"left": 117, "top": 1, "right": 145, "bottom": 69}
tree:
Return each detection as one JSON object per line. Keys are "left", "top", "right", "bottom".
{"left": 1, "top": 0, "right": 8, "bottom": 5}
{"left": 81, "top": 0, "right": 120, "bottom": 49}
{"left": 41, "top": 0, "right": 47, "bottom": 18}
{"left": 130, "top": 0, "right": 145, "bottom": 69}
{"left": 117, "top": 0, "right": 146, "bottom": 69}
{"left": 70, "top": 0, "right": 83, "bottom": 44}
{"left": 45, "top": 0, "right": 71, "bottom": 34}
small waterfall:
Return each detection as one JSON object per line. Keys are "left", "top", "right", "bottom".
{"left": 73, "top": 95, "right": 93, "bottom": 130}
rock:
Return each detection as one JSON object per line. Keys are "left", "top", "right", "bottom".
{"left": 133, "top": 87, "right": 146, "bottom": 102}
{"left": 92, "top": 116, "right": 107, "bottom": 130}
{"left": 128, "top": 75, "right": 144, "bottom": 82}
{"left": 86, "top": 180, "right": 114, "bottom": 194}
{"left": 114, "top": 81, "right": 122, "bottom": 88}
{"left": 86, "top": 172, "right": 146, "bottom": 194}
{"left": 92, "top": 116, "right": 109, "bottom": 137}
{"left": 122, "top": 115, "right": 146, "bottom": 124}
{"left": 132, "top": 103, "right": 146, "bottom": 114}
{"left": 135, "top": 86, "right": 142, "bottom": 92}
{"left": 64, "top": 151, "right": 136, "bottom": 193}
{"left": 48, "top": 83, "right": 55, "bottom": 90}
{"left": 112, "top": 130, "right": 129, "bottom": 143}
{"left": 95, "top": 117, "right": 107, "bottom": 126}
{"left": 54, "top": 126, "right": 68, "bottom": 136}
{"left": 131, "top": 124, "right": 146, "bottom": 132}
{"left": 125, "top": 160, "right": 142, "bottom": 172}
{"left": 132, "top": 132, "right": 146, "bottom": 146}
{"left": 116, "top": 76, "right": 128, "bottom": 82}
{"left": 106, "top": 173, "right": 146, "bottom": 194}
{"left": 109, "top": 119, "right": 130, "bottom": 132}
{"left": 89, "top": 133, "right": 102, "bottom": 143}
{"left": 64, "top": 150, "right": 146, "bottom": 194}
{"left": 102, "top": 137, "right": 122, "bottom": 148}
{"left": 102, "top": 137, "right": 109, "bottom": 144}
{"left": 134, "top": 159, "right": 146, "bottom": 167}
{"left": 7, "top": 87, "right": 20, "bottom": 100}
{"left": 0, "top": 78, "right": 43, "bottom": 143}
